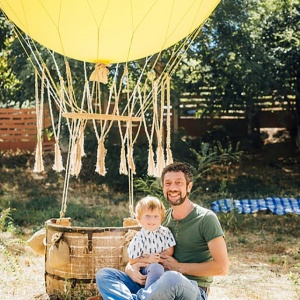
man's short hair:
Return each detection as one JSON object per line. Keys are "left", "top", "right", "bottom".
{"left": 161, "top": 162, "right": 193, "bottom": 184}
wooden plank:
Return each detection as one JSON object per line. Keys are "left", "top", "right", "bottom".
{"left": 63, "top": 112, "right": 142, "bottom": 122}
{"left": 0, "top": 107, "right": 53, "bottom": 152}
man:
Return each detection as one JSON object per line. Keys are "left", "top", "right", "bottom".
{"left": 96, "top": 162, "right": 229, "bottom": 299}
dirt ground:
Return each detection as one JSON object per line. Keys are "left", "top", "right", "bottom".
{"left": 0, "top": 231, "right": 299, "bottom": 300}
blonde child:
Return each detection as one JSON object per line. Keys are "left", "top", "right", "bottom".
{"left": 127, "top": 196, "right": 176, "bottom": 289}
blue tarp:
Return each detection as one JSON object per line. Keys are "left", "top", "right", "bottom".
{"left": 211, "top": 197, "right": 300, "bottom": 215}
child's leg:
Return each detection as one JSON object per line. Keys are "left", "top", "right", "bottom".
{"left": 144, "top": 263, "right": 165, "bottom": 289}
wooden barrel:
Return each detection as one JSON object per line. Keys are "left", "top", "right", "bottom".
{"left": 45, "top": 218, "right": 139, "bottom": 298}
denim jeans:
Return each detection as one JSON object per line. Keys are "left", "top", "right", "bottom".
{"left": 96, "top": 268, "right": 207, "bottom": 300}
{"left": 140, "top": 263, "right": 165, "bottom": 289}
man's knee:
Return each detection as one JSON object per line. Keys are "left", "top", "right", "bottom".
{"left": 158, "top": 270, "right": 185, "bottom": 285}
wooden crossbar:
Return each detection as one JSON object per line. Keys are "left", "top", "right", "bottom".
{"left": 62, "top": 112, "right": 142, "bottom": 122}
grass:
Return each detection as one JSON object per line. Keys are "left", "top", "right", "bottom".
{"left": 0, "top": 139, "right": 299, "bottom": 299}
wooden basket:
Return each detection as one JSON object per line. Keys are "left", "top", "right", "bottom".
{"left": 45, "top": 218, "right": 139, "bottom": 298}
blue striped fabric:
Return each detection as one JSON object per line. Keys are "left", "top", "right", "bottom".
{"left": 211, "top": 198, "right": 300, "bottom": 215}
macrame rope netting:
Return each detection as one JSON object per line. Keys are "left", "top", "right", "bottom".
{"left": 33, "top": 68, "right": 44, "bottom": 173}
{"left": 9, "top": 16, "right": 203, "bottom": 218}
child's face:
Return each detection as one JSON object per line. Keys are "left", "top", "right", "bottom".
{"left": 138, "top": 207, "right": 162, "bottom": 231}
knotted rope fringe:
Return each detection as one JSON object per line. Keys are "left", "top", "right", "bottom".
{"left": 53, "top": 139, "right": 64, "bottom": 172}
{"left": 139, "top": 83, "right": 156, "bottom": 176}
{"left": 127, "top": 128, "right": 136, "bottom": 175}
{"left": 152, "top": 80, "right": 165, "bottom": 177}
{"left": 119, "top": 143, "right": 128, "bottom": 175}
{"left": 89, "top": 63, "right": 110, "bottom": 84}
{"left": 147, "top": 146, "right": 155, "bottom": 176}
{"left": 69, "top": 121, "right": 86, "bottom": 177}
{"left": 112, "top": 65, "right": 129, "bottom": 176}
{"left": 33, "top": 68, "right": 45, "bottom": 173}
{"left": 165, "top": 75, "right": 173, "bottom": 165}
{"left": 10, "top": 22, "right": 205, "bottom": 220}
{"left": 96, "top": 138, "right": 107, "bottom": 176}
{"left": 46, "top": 79, "right": 65, "bottom": 172}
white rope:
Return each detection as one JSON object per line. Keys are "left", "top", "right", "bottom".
{"left": 47, "top": 80, "right": 64, "bottom": 172}
{"left": 8, "top": 13, "right": 204, "bottom": 218}
{"left": 33, "top": 68, "right": 45, "bottom": 173}
{"left": 165, "top": 75, "right": 173, "bottom": 165}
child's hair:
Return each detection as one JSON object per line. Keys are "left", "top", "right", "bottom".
{"left": 135, "top": 196, "right": 166, "bottom": 220}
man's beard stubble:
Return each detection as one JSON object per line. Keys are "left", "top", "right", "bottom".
{"left": 166, "top": 191, "right": 189, "bottom": 206}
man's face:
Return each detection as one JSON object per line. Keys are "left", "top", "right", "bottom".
{"left": 163, "top": 171, "right": 192, "bottom": 206}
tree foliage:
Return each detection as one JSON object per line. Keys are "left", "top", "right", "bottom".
{"left": 0, "top": 1, "right": 299, "bottom": 133}
{"left": 172, "top": 0, "right": 299, "bottom": 141}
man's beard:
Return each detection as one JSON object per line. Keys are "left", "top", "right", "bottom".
{"left": 166, "top": 191, "right": 189, "bottom": 206}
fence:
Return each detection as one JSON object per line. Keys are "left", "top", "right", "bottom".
{"left": 0, "top": 93, "right": 297, "bottom": 152}
{"left": 175, "top": 91, "right": 297, "bottom": 137}
{"left": 0, "top": 106, "right": 54, "bottom": 152}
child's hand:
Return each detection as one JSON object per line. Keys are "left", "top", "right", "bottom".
{"left": 142, "top": 253, "right": 160, "bottom": 263}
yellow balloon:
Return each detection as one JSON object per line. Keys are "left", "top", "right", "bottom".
{"left": 0, "top": 0, "right": 220, "bottom": 64}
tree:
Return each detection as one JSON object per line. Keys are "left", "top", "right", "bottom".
{"left": 172, "top": 0, "right": 299, "bottom": 147}
{"left": 0, "top": 12, "right": 21, "bottom": 107}
{"left": 262, "top": 0, "right": 300, "bottom": 146}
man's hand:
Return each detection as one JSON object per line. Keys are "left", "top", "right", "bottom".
{"left": 160, "top": 254, "right": 180, "bottom": 272}
{"left": 125, "top": 262, "right": 147, "bottom": 285}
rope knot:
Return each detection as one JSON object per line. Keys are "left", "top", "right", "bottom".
{"left": 89, "top": 63, "right": 110, "bottom": 84}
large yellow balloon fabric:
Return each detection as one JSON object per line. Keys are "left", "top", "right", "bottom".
{"left": 0, "top": 0, "right": 220, "bottom": 64}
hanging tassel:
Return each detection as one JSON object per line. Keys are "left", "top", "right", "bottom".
{"left": 33, "top": 138, "right": 44, "bottom": 172}
{"left": 165, "top": 74, "right": 173, "bottom": 166}
{"left": 52, "top": 139, "right": 64, "bottom": 172}
{"left": 33, "top": 68, "right": 44, "bottom": 173}
{"left": 95, "top": 139, "right": 107, "bottom": 176}
{"left": 74, "top": 140, "right": 83, "bottom": 176}
{"left": 89, "top": 63, "right": 110, "bottom": 84}
{"left": 147, "top": 145, "right": 155, "bottom": 176}
{"left": 155, "top": 144, "right": 165, "bottom": 178}
{"left": 127, "top": 144, "right": 136, "bottom": 175}
{"left": 78, "top": 130, "right": 86, "bottom": 158}
{"left": 119, "top": 144, "right": 128, "bottom": 175}
{"left": 69, "top": 143, "right": 76, "bottom": 176}
{"left": 69, "top": 123, "right": 85, "bottom": 176}
{"left": 166, "top": 146, "right": 173, "bottom": 166}
{"left": 69, "top": 142, "right": 82, "bottom": 177}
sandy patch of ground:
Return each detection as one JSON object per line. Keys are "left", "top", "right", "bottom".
{"left": 1, "top": 233, "right": 299, "bottom": 300}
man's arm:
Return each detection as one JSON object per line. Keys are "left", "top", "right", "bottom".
{"left": 160, "top": 245, "right": 174, "bottom": 257}
{"left": 160, "top": 236, "right": 229, "bottom": 276}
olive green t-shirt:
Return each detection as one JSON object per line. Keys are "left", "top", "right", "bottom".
{"left": 162, "top": 204, "right": 224, "bottom": 287}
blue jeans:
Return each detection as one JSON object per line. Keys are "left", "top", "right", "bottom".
{"left": 96, "top": 267, "right": 207, "bottom": 300}
{"left": 140, "top": 263, "right": 165, "bottom": 289}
